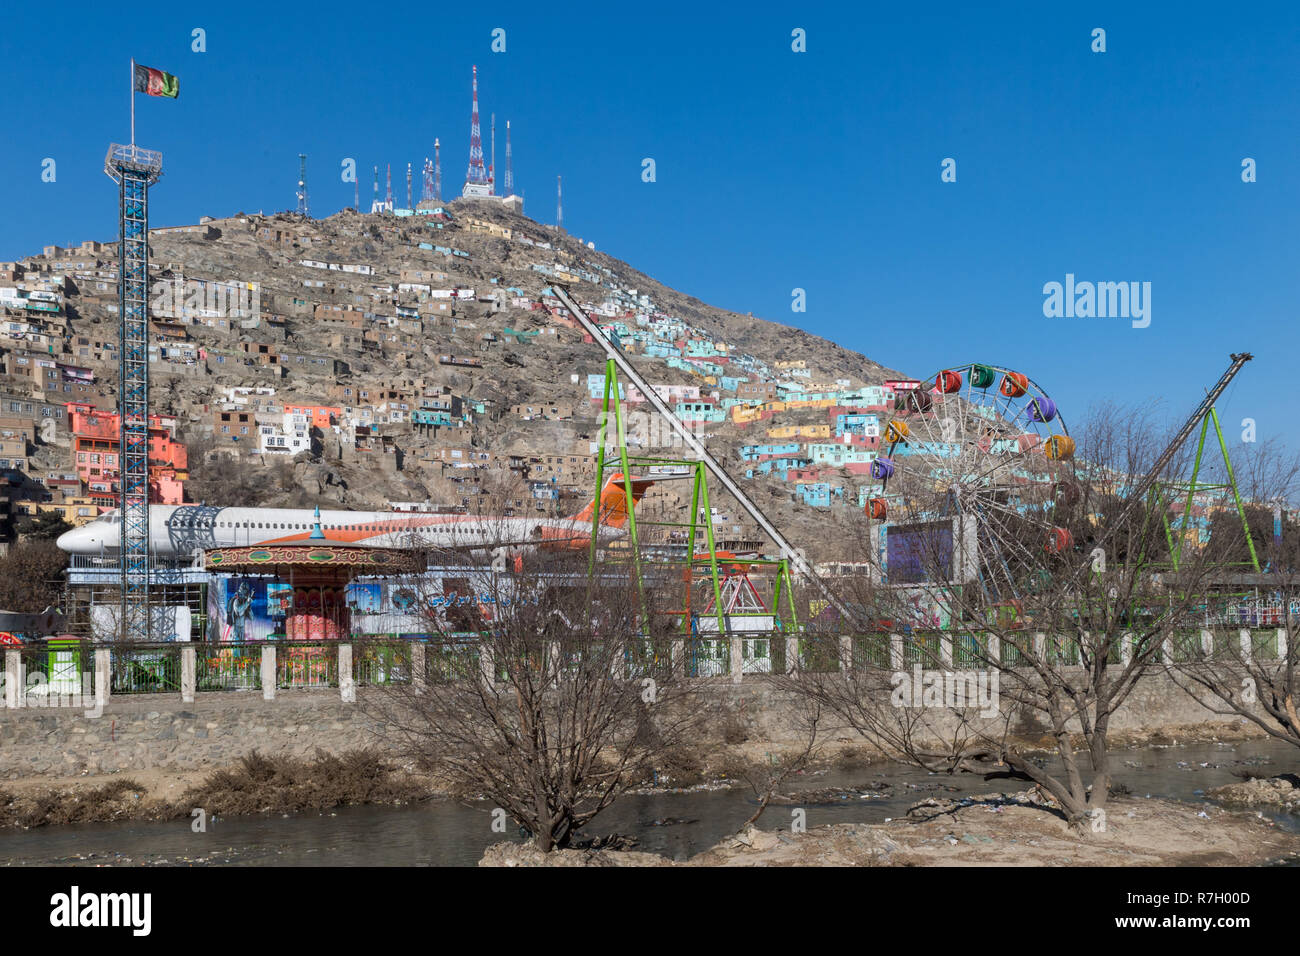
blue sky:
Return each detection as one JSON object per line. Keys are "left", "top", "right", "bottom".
{"left": 2, "top": 1, "right": 1296, "bottom": 453}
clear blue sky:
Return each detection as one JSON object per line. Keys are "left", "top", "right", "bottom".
{"left": 2, "top": 1, "right": 1296, "bottom": 452}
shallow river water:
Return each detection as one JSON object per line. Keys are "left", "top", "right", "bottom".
{"left": 1, "top": 739, "right": 1296, "bottom": 866}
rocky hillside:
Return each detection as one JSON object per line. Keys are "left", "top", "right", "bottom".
{"left": 11, "top": 198, "right": 904, "bottom": 563}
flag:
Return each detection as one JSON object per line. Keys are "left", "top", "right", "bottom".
{"left": 133, "top": 64, "right": 179, "bottom": 99}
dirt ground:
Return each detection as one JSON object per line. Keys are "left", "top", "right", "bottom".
{"left": 481, "top": 791, "right": 1300, "bottom": 867}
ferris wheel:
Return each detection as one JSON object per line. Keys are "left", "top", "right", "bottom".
{"left": 865, "top": 363, "right": 1078, "bottom": 602}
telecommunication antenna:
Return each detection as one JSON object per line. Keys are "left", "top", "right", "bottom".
{"left": 296, "top": 154, "right": 309, "bottom": 216}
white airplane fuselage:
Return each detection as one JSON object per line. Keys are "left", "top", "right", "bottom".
{"left": 56, "top": 505, "right": 622, "bottom": 558}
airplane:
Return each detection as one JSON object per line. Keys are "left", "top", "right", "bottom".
{"left": 56, "top": 474, "right": 654, "bottom": 559}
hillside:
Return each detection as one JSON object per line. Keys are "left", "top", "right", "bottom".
{"left": 1, "top": 198, "right": 906, "bottom": 563}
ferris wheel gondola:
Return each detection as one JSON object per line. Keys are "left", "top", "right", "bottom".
{"left": 869, "top": 364, "right": 1077, "bottom": 601}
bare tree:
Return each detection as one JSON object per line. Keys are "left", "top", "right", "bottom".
{"left": 780, "top": 406, "right": 1237, "bottom": 830}
{"left": 736, "top": 704, "right": 821, "bottom": 830}
{"left": 1166, "top": 439, "right": 1300, "bottom": 753}
{"left": 367, "top": 540, "right": 704, "bottom": 852}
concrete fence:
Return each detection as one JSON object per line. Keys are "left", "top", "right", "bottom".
{"left": 0, "top": 628, "right": 1291, "bottom": 711}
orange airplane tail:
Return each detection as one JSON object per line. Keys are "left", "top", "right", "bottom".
{"left": 568, "top": 473, "right": 655, "bottom": 529}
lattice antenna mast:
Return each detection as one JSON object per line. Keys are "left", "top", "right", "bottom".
{"left": 466, "top": 65, "right": 487, "bottom": 185}
{"left": 421, "top": 157, "right": 433, "bottom": 202}
{"left": 434, "top": 139, "right": 441, "bottom": 201}
{"left": 105, "top": 142, "right": 163, "bottom": 643}
{"left": 490, "top": 112, "right": 496, "bottom": 195}
{"left": 557, "top": 175, "right": 562, "bottom": 229}
{"left": 372, "top": 165, "right": 378, "bottom": 206}
{"left": 385, "top": 163, "right": 392, "bottom": 206}
{"left": 505, "top": 120, "right": 513, "bottom": 195}
{"left": 296, "top": 153, "right": 309, "bottom": 217}
{"left": 406, "top": 162, "right": 412, "bottom": 208}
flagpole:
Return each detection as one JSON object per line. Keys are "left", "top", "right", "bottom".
{"left": 129, "top": 57, "right": 135, "bottom": 146}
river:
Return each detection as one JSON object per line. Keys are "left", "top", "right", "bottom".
{"left": 1, "top": 739, "right": 1295, "bottom": 866}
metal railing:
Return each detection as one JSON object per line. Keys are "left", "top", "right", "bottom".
{"left": 686, "top": 638, "right": 731, "bottom": 678}
{"left": 197, "top": 645, "right": 262, "bottom": 691}
{"left": 110, "top": 645, "right": 181, "bottom": 695}
{"left": 277, "top": 644, "right": 339, "bottom": 689}
{"left": 15, "top": 641, "right": 95, "bottom": 700}
{"left": 354, "top": 644, "right": 411, "bottom": 686}
{"left": 852, "top": 634, "right": 891, "bottom": 669}
{"left": 425, "top": 642, "right": 481, "bottom": 684}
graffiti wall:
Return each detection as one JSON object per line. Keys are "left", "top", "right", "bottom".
{"left": 207, "top": 578, "right": 284, "bottom": 643}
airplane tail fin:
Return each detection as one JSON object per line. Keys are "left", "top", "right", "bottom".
{"left": 568, "top": 473, "right": 654, "bottom": 529}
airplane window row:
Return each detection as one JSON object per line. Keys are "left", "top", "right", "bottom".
{"left": 211, "top": 521, "right": 389, "bottom": 531}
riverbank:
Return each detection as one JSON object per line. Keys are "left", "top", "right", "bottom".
{"left": 0, "top": 721, "right": 1291, "bottom": 832}
{"left": 0, "top": 750, "right": 434, "bottom": 829}
{"left": 480, "top": 790, "right": 1300, "bottom": 867}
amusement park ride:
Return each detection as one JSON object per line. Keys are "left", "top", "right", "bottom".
{"left": 554, "top": 280, "right": 1264, "bottom": 641}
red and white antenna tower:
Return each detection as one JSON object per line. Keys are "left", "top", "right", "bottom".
{"left": 406, "top": 162, "right": 412, "bottom": 208}
{"left": 385, "top": 163, "right": 392, "bottom": 206}
{"left": 465, "top": 65, "right": 488, "bottom": 187}
{"left": 421, "top": 157, "right": 434, "bottom": 202}
{"left": 434, "top": 138, "right": 442, "bottom": 201}
{"left": 490, "top": 112, "right": 496, "bottom": 195}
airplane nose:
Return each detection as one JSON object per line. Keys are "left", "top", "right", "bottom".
{"left": 55, "top": 528, "right": 77, "bottom": 552}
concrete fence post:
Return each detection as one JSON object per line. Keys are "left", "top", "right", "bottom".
{"left": 1033, "top": 632, "right": 1047, "bottom": 662}
{"left": 261, "top": 645, "right": 276, "bottom": 701}
{"left": 940, "top": 633, "right": 953, "bottom": 669}
{"left": 1120, "top": 632, "right": 1133, "bottom": 667}
{"left": 3, "top": 649, "right": 18, "bottom": 709}
{"left": 180, "top": 645, "right": 196, "bottom": 704}
{"left": 731, "top": 634, "right": 744, "bottom": 684}
{"left": 411, "top": 642, "right": 426, "bottom": 693}
{"left": 94, "top": 648, "right": 109, "bottom": 708}
{"left": 838, "top": 635, "right": 852, "bottom": 675}
{"left": 785, "top": 635, "right": 798, "bottom": 674}
{"left": 479, "top": 644, "right": 495, "bottom": 689}
{"left": 987, "top": 633, "right": 1000, "bottom": 667}
{"left": 672, "top": 638, "right": 686, "bottom": 676}
{"left": 1200, "top": 629, "right": 1213, "bottom": 659}
{"left": 548, "top": 640, "right": 562, "bottom": 687}
{"left": 889, "top": 633, "right": 902, "bottom": 671}
{"left": 1279, "top": 628, "right": 1289, "bottom": 660}
{"left": 339, "top": 644, "right": 355, "bottom": 703}
{"left": 1239, "top": 629, "right": 1252, "bottom": 665}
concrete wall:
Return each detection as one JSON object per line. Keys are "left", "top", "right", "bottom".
{"left": 0, "top": 672, "right": 1268, "bottom": 780}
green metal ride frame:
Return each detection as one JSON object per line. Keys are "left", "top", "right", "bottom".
{"left": 1158, "top": 406, "right": 1260, "bottom": 573}
{"left": 588, "top": 358, "right": 799, "bottom": 637}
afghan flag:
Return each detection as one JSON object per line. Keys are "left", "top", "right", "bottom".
{"left": 133, "top": 64, "right": 179, "bottom": 99}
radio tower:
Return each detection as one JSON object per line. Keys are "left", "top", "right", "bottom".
{"left": 296, "top": 154, "right": 309, "bottom": 217}
{"left": 434, "top": 138, "right": 442, "bottom": 201}
{"left": 385, "top": 163, "right": 392, "bottom": 207}
{"left": 463, "top": 65, "right": 490, "bottom": 196}
{"left": 372, "top": 165, "right": 378, "bottom": 208}
{"left": 490, "top": 112, "right": 496, "bottom": 195}
{"left": 406, "top": 162, "right": 412, "bottom": 209}
{"left": 505, "top": 120, "right": 513, "bottom": 196}
{"left": 421, "top": 157, "right": 434, "bottom": 202}
{"left": 556, "top": 175, "right": 563, "bottom": 230}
